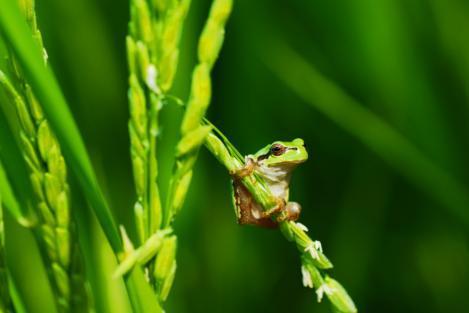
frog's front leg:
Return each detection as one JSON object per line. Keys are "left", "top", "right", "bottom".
{"left": 230, "top": 156, "right": 257, "bottom": 179}
{"left": 261, "top": 197, "right": 286, "bottom": 218}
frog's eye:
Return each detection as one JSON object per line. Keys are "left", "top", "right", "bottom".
{"left": 270, "top": 144, "right": 286, "bottom": 156}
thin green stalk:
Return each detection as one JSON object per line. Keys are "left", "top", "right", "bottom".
{"left": 204, "top": 129, "right": 357, "bottom": 313}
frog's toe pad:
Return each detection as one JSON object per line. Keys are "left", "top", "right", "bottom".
{"left": 285, "top": 202, "right": 301, "bottom": 221}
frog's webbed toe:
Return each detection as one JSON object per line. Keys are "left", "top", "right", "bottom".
{"left": 286, "top": 202, "right": 302, "bottom": 221}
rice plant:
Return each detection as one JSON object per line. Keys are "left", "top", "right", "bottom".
{"left": 1, "top": 0, "right": 466, "bottom": 312}
{"left": 117, "top": 0, "right": 233, "bottom": 306}
{"left": 0, "top": 1, "right": 90, "bottom": 311}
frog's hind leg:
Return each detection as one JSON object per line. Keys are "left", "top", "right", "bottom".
{"left": 233, "top": 181, "right": 277, "bottom": 228}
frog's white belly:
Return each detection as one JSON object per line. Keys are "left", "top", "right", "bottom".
{"left": 267, "top": 181, "right": 289, "bottom": 199}
{"left": 256, "top": 164, "right": 291, "bottom": 200}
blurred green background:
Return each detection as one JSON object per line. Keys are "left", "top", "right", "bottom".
{"left": 10, "top": 0, "right": 469, "bottom": 312}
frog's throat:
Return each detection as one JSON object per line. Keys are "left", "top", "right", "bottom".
{"left": 256, "top": 165, "right": 293, "bottom": 199}
{"left": 259, "top": 161, "right": 296, "bottom": 175}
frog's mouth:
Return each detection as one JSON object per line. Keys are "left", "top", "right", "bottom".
{"left": 275, "top": 155, "right": 307, "bottom": 166}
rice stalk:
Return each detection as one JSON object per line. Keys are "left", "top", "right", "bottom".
{"left": 0, "top": 56, "right": 73, "bottom": 313}
{"left": 118, "top": 0, "right": 233, "bottom": 304}
{"left": 126, "top": 0, "right": 190, "bottom": 292}
{"left": 156, "top": 0, "right": 232, "bottom": 301}
{"left": 127, "top": 0, "right": 190, "bottom": 245}
{"left": 163, "top": 0, "right": 233, "bottom": 234}
{"left": 204, "top": 128, "right": 357, "bottom": 313}
{"left": 0, "top": 1, "right": 90, "bottom": 311}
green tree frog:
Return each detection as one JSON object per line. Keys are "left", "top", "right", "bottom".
{"left": 231, "top": 138, "right": 308, "bottom": 227}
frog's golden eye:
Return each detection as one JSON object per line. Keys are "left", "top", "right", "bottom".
{"left": 270, "top": 144, "right": 285, "bottom": 156}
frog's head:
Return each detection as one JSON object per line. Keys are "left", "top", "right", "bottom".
{"left": 255, "top": 138, "right": 308, "bottom": 168}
